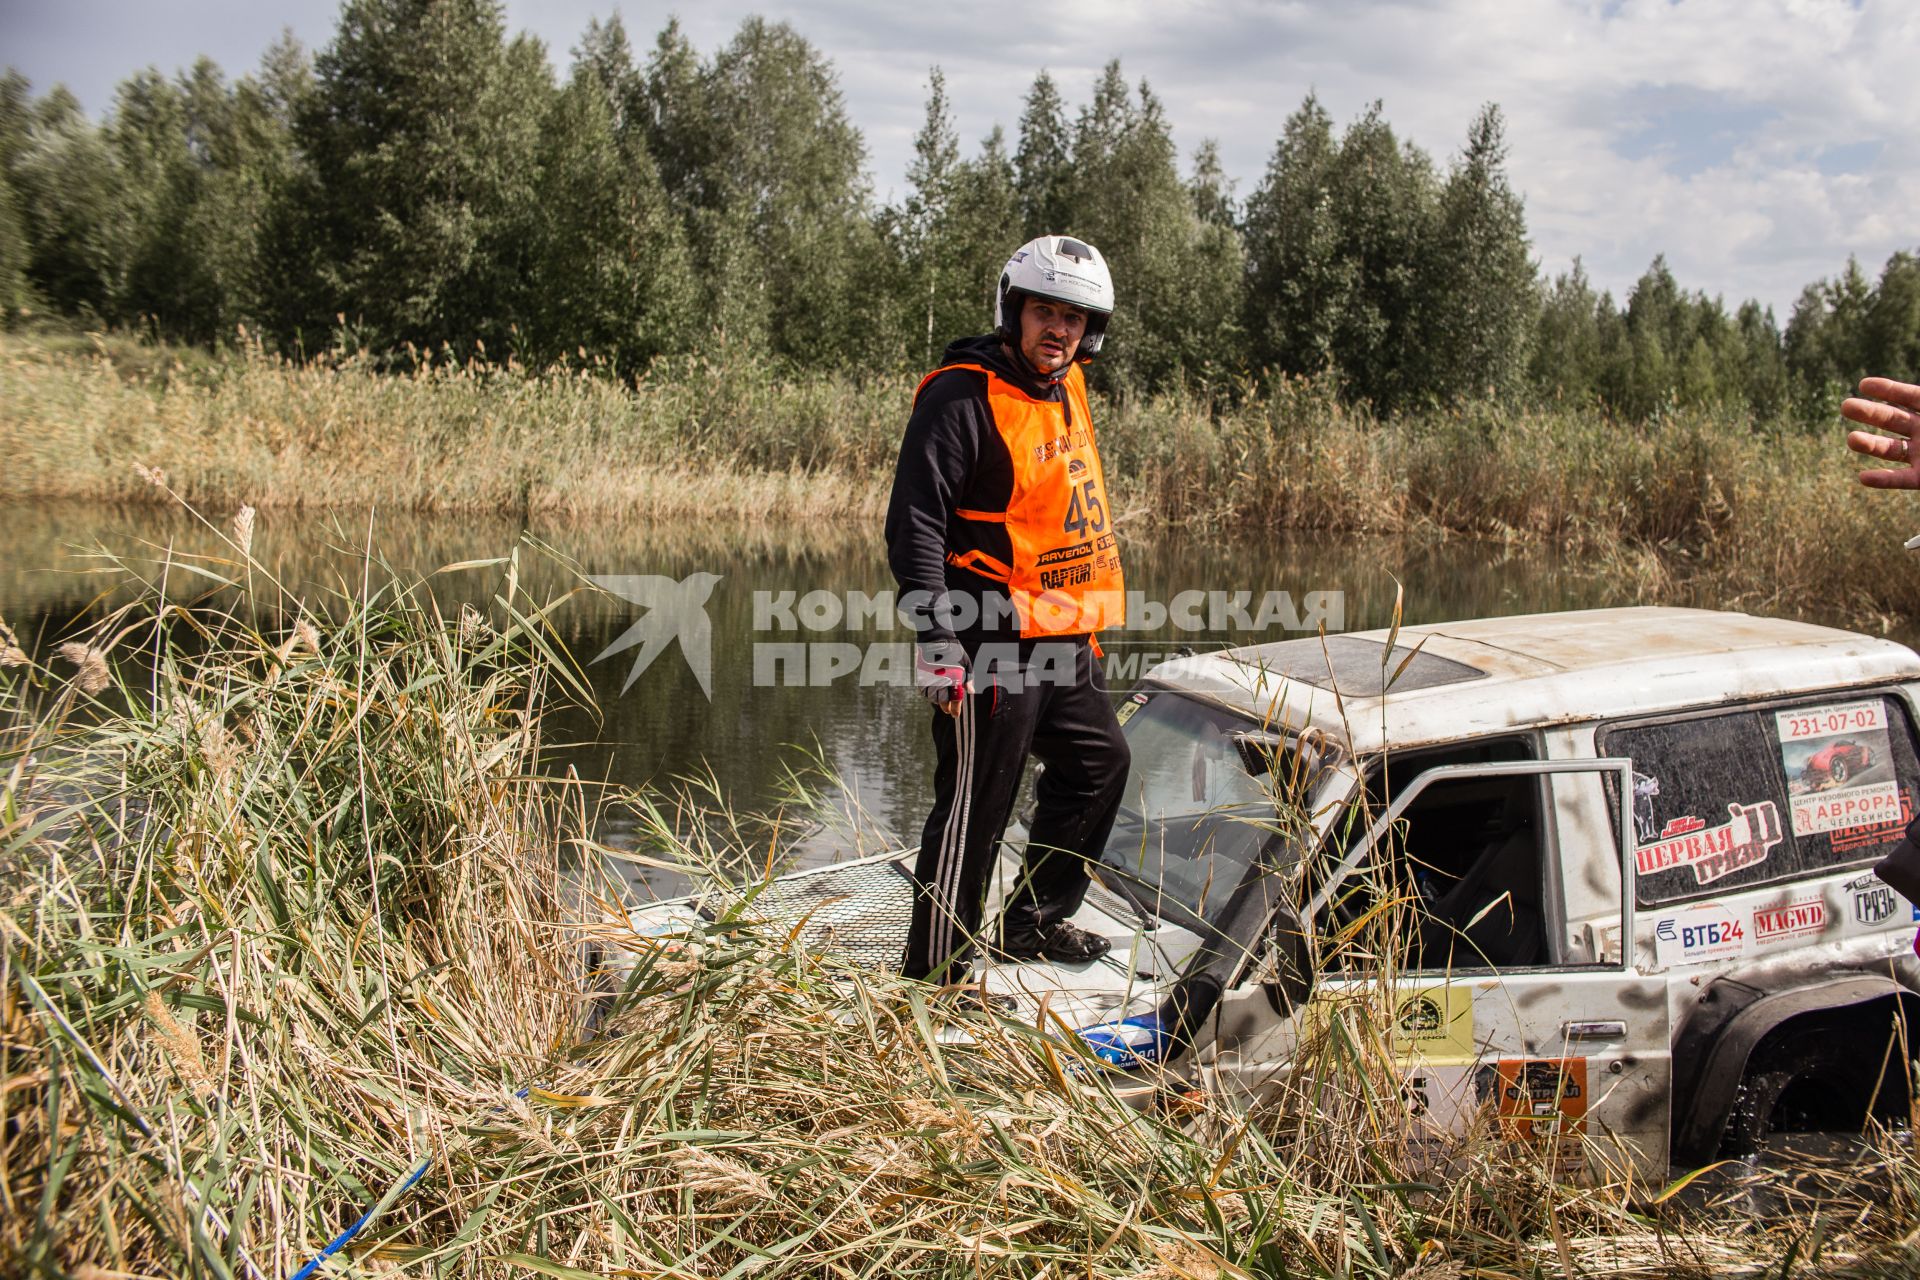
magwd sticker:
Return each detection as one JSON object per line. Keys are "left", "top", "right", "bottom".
{"left": 1753, "top": 896, "right": 1828, "bottom": 947}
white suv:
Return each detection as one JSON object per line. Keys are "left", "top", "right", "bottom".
{"left": 626, "top": 607, "right": 1920, "bottom": 1175}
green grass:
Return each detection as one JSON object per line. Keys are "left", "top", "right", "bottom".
{"left": 4, "top": 511, "right": 1920, "bottom": 1277}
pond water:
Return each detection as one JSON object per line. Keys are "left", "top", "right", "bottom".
{"left": 0, "top": 499, "right": 1875, "bottom": 861}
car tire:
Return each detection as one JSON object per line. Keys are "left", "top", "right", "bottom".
{"left": 1830, "top": 758, "right": 1852, "bottom": 786}
{"left": 1719, "top": 1023, "right": 1894, "bottom": 1155}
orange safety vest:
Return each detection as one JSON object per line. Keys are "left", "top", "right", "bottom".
{"left": 914, "top": 360, "right": 1126, "bottom": 637}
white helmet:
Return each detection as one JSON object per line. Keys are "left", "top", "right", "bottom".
{"left": 994, "top": 235, "right": 1115, "bottom": 359}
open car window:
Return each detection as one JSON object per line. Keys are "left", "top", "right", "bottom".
{"left": 1316, "top": 737, "right": 1553, "bottom": 972}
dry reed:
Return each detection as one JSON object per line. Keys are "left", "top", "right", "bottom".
{"left": 2, "top": 498, "right": 1917, "bottom": 1279}
{"left": 3, "top": 329, "right": 1912, "bottom": 635}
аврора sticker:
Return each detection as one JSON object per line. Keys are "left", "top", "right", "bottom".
{"left": 1778, "top": 699, "right": 1900, "bottom": 837}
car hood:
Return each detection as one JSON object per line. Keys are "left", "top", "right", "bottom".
{"left": 618, "top": 849, "right": 1207, "bottom": 1033}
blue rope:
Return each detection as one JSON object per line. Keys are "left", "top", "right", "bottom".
{"left": 285, "top": 1087, "right": 531, "bottom": 1280}
{"left": 286, "top": 1157, "right": 431, "bottom": 1280}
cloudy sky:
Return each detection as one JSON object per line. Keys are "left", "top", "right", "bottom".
{"left": 5, "top": 0, "right": 1916, "bottom": 318}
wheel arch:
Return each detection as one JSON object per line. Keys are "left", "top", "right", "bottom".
{"left": 1670, "top": 974, "right": 1916, "bottom": 1165}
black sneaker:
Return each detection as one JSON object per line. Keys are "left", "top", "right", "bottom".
{"left": 989, "top": 919, "right": 1113, "bottom": 965}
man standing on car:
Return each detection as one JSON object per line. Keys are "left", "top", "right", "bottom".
{"left": 886, "top": 235, "right": 1131, "bottom": 986}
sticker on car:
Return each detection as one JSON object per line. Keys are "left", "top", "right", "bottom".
{"left": 1631, "top": 770, "right": 1662, "bottom": 843}
{"left": 1777, "top": 699, "right": 1901, "bottom": 836}
{"left": 1830, "top": 789, "right": 1914, "bottom": 856}
{"left": 1476, "top": 1057, "right": 1588, "bottom": 1142}
{"left": 1652, "top": 903, "right": 1748, "bottom": 966}
{"left": 1850, "top": 880, "right": 1901, "bottom": 926}
{"left": 1635, "top": 801, "right": 1784, "bottom": 886}
{"left": 1753, "top": 895, "right": 1828, "bottom": 946}
{"left": 1392, "top": 987, "right": 1475, "bottom": 1061}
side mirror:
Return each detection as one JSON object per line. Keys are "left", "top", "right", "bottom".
{"left": 1261, "top": 905, "right": 1315, "bottom": 1016}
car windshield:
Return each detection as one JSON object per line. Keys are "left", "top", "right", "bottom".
{"left": 1098, "top": 689, "right": 1308, "bottom": 932}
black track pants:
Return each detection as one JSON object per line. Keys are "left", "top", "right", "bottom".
{"left": 901, "top": 638, "right": 1131, "bottom": 982}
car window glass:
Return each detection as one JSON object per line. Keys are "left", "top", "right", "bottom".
{"left": 1103, "top": 691, "right": 1277, "bottom": 928}
{"left": 1116, "top": 692, "right": 1272, "bottom": 820}
{"left": 1600, "top": 693, "right": 1920, "bottom": 908}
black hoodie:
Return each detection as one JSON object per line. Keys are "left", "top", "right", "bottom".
{"left": 884, "top": 334, "right": 1078, "bottom": 652}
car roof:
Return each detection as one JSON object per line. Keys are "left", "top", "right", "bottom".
{"left": 1143, "top": 607, "right": 1920, "bottom": 755}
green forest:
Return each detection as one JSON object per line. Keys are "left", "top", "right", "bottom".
{"left": 0, "top": 0, "right": 1913, "bottom": 420}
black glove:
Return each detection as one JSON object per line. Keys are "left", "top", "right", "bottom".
{"left": 1873, "top": 815, "right": 1920, "bottom": 903}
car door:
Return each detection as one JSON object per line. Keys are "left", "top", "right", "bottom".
{"left": 1210, "top": 749, "right": 1671, "bottom": 1179}
{"left": 1462, "top": 737, "right": 1672, "bottom": 1178}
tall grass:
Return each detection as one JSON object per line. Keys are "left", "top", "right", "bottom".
{"left": 4, "top": 509, "right": 1919, "bottom": 1277}
{"left": 3, "top": 330, "right": 1913, "bottom": 634}
{"left": 0, "top": 330, "right": 900, "bottom": 524}
{"left": 1102, "top": 382, "right": 1920, "bottom": 631}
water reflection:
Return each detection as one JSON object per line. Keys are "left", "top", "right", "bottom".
{"left": 2, "top": 499, "right": 1887, "bottom": 855}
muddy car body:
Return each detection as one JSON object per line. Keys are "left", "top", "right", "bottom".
{"left": 629, "top": 607, "right": 1920, "bottom": 1175}
{"left": 1149, "top": 606, "right": 1920, "bottom": 1171}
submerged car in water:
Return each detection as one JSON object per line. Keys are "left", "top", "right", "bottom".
{"left": 625, "top": 607, "right": 1920, "bottom": 1176}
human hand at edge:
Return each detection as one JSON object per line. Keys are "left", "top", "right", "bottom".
{"left": 1842, "top": 377, "right": 1920, "bottom": 490}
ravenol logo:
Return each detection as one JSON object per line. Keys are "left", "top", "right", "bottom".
{"left": 588, "top": 573, "right": 723, "bottom": 698}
